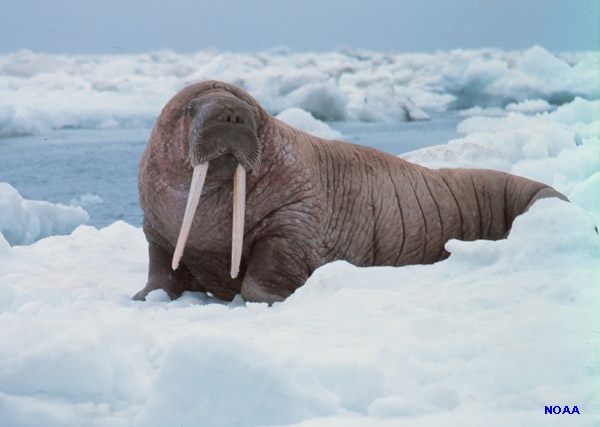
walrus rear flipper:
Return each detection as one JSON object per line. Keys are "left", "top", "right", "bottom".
{"left": 523, "top": 186, "right": 569, "bottom": 212}
{"left": 501, "top": 182, "right": 568, "bottom": 239}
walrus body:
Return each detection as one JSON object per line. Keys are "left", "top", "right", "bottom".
{"left": 135, "top": 80, "right": 566, "bottom": 304}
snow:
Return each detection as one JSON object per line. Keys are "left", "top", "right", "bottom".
{"left": 1, "top": 46, "right": 599, "bottom": 426}
{"left": 0, "top": 200, "right": 598, "bottom": 426}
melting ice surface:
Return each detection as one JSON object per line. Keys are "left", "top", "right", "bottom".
{"left": 0, "top": 46, "right": 599, "bottom": 426}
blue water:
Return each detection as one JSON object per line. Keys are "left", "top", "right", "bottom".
{"left": 0, "top": 112, "right": 462, "bottom": 228}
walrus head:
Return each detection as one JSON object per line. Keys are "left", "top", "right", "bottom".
{"left": 172, "top": 90, "right": 262, "bottom": 279}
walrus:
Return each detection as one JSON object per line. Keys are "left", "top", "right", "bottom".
{"left": 134, "top": 80, "right": 567, "bottom": 304}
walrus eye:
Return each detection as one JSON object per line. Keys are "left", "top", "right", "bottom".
{"left": 187, "top": 103, "right": 196, "bottom": 118}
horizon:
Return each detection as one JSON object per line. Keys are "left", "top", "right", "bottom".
{"left": 1, "top": 0, "right": 599, "bottom": 55}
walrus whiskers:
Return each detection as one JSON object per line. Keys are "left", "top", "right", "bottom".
{"left": 231, "top": 164, "right": 246, "bottom": 278}
{"left": 172, "top": 162, "right": 209, "bottom": 270}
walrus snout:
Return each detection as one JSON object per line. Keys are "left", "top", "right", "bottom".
{"left": 187, "top": 96, "right": 261, "bottom": 173}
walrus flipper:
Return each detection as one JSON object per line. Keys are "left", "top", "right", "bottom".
{"left": 133, "top": 241, "right": 199, "bottom": 301}
{"left": 240, "top": 237, "right": 308, "bottom": 305}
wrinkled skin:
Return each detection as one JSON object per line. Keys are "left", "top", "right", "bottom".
{"left": 135, "top": 80, "right": 568, "bottom": 304}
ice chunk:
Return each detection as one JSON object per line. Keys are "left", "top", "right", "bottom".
{"left": 276, "top": 108, "right": 342, "bottom": 139}
{"left": 0, "top": 182, "right": 89, "bottom": 245}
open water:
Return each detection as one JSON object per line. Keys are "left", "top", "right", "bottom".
{"left": 0, "top": 112, "right": 462, "bottom": 228}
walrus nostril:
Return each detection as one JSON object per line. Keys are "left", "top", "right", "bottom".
{"left": 216, "top": 110, "right": 244, "bottom": 124}
{"left": 226, "top": 113, "right": 243, "bottom": 124}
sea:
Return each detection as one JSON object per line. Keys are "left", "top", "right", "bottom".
{"left": 0, "top": 113, "right": 463, "bottom": 228}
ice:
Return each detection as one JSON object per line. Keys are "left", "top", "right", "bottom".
{"left": 70, "top": 194, "right": 104, "bottom": 208}
{"left": 1, "top": 46, "right": 597, "bottom": 136}
{"left": 402, "top": 98, "right": 600, "bottom": 200}
{"left": 0, "top": 195, "right": 597, "bottom": 426}
{"left": 135, "top": 336, "right": 340, "bottom": 427}
{"left": 1, "top": 46, "right": 599, "bottom": 426}
{"left": 506, "top": 99, "right": 554, "bottom": 114}
{"left": 283, "top": 79, "right": 347, "bottom": 121}
{"left": 276, "top": 108, "right": 342, "bottom": 139}
{"left": 439, "top": 45, "right": 599, "bottom": 109}
{"left": 0, "top": 182, "right": 89, "bottom": 245}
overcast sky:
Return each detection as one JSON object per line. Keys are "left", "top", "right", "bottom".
{"left": 1, "top": 0, "right": 598, "bottom": 54}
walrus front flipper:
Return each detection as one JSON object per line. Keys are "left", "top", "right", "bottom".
{"left": 240, "top": 237, "right": 308, "bottom": 305}
{"left": 133, "top": 241, "right": 200, "bottom": 301}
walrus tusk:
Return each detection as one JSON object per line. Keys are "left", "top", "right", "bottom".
{"left": 231, "top": 164, "right": 246, "bottom": 278}
{"left": 172, "top": 162, "right": 209, "bottom": 270}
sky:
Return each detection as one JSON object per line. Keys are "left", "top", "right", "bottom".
{"left": 0, "top": 0, "right": 599, "bottom": 54}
